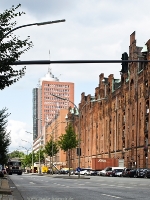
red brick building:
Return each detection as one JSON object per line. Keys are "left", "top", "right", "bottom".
{"left": 67, "top": 32, "right": 150, "bottom": 170}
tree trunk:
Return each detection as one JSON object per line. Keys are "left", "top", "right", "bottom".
{"left": 68, "top": 149, "right": 71, "bottom": 176}
{"left": 49, "top": 156, "right": 51, "bottom": 174}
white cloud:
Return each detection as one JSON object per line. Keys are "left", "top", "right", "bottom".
{"left": 7, "top": 120, "right": 33, "bottom": 153}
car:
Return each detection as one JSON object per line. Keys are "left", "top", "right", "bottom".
{"left": 80, "top": 169, "right": 91, "bottom": 175}
{"left": 0, "top": 165, "right": 4, "bottom": 177}
{"left": 128, "top": 169, "right": 137, "bottom": 177}
{"left": 59, "top": 169, "right": 69, "bottom": 174}
{"left": 75, "top": 168, "right": 92, "bottom": 175}
{"left": 136, "top": 168, "right": 147, "bottom": 178}
{"left": 99, "top": 167, "right": 112, "bottom": 176}
{"left": 145, "top": 169, "right": 150, "bottom": 178}
{"left": 129, "top": 168, "right": 147, "bottom": 178}
{"left": 112, "top": 169, "right": 123, "bottom": 177}
{"left": 89, "top": 170, "right": 97, "bottom": 176}
{"left": 99, "top": 167, "right": 125, "bottom": 176}
{"left": 105, "top": 170, "right": 113, "bottom": 177}
{"left": 121, "top": 168, "right": 131, "bottom": 177}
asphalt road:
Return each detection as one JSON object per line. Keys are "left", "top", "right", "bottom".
{"left": 8, "top": 174, "right": 150, "bottom": 200}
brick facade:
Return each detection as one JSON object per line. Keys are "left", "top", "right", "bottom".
{"left": 66, "top": 32, "right": 150, "bottom": 170}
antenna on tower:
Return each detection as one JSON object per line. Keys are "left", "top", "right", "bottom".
{"left": 48, "top": 50, "right": 52, "bottom": 73}
{"left": 49, "top": 50, "right": 50, "bottom": 60}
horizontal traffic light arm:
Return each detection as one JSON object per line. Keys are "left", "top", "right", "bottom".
{"left": 11, "top": 60, "right": 149, "bottom": 65}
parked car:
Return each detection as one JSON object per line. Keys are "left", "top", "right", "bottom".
{"left": 121, "top": 168, "right": 131, "bottom": 177}
{"left": 80, "top": 169, "right": 91, "bottom": 175}
{"left": 129, "top": 169, "right": 137, "bottom": 177}
{"left": 145, "top": 169, "right": 150, "bottom": 178}
{"left": 129, "top": 168, "right": 147, "bottom": 178}
{"left": 75, "top": 168, "right": 92, "bottom": 175}
{"left": 99, "top": 167, "right": 112, "bottom": 176}
{"left": 0, "top": 165, "right": 4, "bottom": 177}
{"left": 105, "top": 170, "right": 113, "bottom": 177}
{"left": 136, "top": 168, "right": 147, "bottom": 178}
{"left": 99, "top": 167, "right": 125, "bottom": 176}
{"left": 89, "top": 170, "right": 97, "bottom": 176}
{"left": 59, "top": 169, "right": 69, "bottom": 174}
{"left": 112, "top": 169, "right": 123, "bottom": 177}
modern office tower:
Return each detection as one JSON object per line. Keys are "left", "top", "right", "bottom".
{"left": 32, "top": 68, "right": 74, "bottom": 142}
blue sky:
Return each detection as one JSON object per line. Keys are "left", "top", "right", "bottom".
{"left": 1, "top": 0, "right": 150, "bottom": 152}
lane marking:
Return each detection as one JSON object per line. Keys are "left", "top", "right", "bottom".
{"left": 102, "top": 194, "right": 122, "bottom": 199}
{"left": 29, "top": 182, "right": 35, "bottom": 184}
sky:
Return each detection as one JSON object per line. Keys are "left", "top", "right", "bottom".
{"left": 1, "top": 0, "right": 150, "bottom": 153}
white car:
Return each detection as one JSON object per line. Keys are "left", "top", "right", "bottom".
{"left": 80, "top": 168, "right": 91, "bottom": 175}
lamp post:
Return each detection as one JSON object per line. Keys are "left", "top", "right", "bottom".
{"left": 50, "top": 93, "right": 105, "bottom": 178}
{"left": 19, "top": 146, "right": 31, "bottom": 155}
{"left": 36, "top": 117, "right": 65, "bottom": 175}
{"left": 36, "top": 118, "right": 53, "bottom": 175}
{"left": 51, "top": 94, "right": 81, "bottom": 178}
{"left": 21, "top": 138, "right": 34, "bottom": 174}
{"left": 1, "top": 19, "right": 65, "bottom": 40}
{"left": 49, "top": 121, "right": 66, "bottom": 174}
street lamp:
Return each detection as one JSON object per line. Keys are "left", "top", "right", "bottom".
{"left": 1, "top": 19, "right": 65, "bottom": 40}
{"left": 50, "top": 94, "right": 81, "bottom": 177}
{"left": 50, "top": 93, "right": 105, "bottom": 178}
{"left": 21, "top": 138, "right": 34, "bottom": 174}
{"left": 36, "top": 117, "right": 65, "bottom": 175}
{"left": 19, "top": 146, "right": 31, "bottom": 155}
{"left": 48, "top": 121, "right": 66, "bottom": 175}
{"left": 35, "top": 118, "right": 53, "bottom": 175}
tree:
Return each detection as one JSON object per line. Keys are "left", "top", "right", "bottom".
{"left": 58, "top": 123, "right": 78, "bottom": 176}
{"left": 0, "top": 108, "right": 11, "bottom": 165}
{"left": 22, "top": 152, "right": 36, "bottom": 168}
{"left": 0, "top": 4, "right": 33, "bottom": 90}
{"left": 35, "top": 149, "right": 45, "bottom": 163}
{"left": 44, "top": 137, "right": 59, "bottom": 173}
{"left": 8, "top": 150, "right": 25, "bottom": 159}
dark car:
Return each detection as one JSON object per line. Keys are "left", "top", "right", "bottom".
{"left": 105, "top": 170, "right": 113, "bottom": 177}
{"left": 145, "top": 169, "right": 150, "bottom": 178}
{"left": 128, "top": 169, "right": 137, "bottom": 177}
{"left": 129, "top": 168, "right": 147, "bottom": 178}
{"left": 136, "top": 168, "right": 147, "bottom": 178}
{"left": 122, "top": 168, "right": 131, "bottom": 177}
{"left": 112, "top": 169, "right": 123, "bottom": 177}
{"left": 59, "top": 169, "right": 69, "bottom": 174}
{"left": 0, "top": 165, "right": 4, "bottom": 177}
{"left": 89, "top": 170, "right": 97, "bottom": 176}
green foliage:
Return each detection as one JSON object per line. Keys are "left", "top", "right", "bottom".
{"left": 44, "top": 138, "right": 59, "bottom": 157}
{"left": 58, "top": 123, "right": 78, "bottom": 152}
{"left": 21, "top": 149, "right": 45, "bottom": 168}
{"left": 8, "top": 150, "right": 25, "bottom": 159}
{"left": 0, "top": 4, "right": 33, "bottom": 90}
{"left": 0, "top": 108, "right": 11, "bottom": 164}
{"left": 35, "top": 149, "right": 45, "bottom": 163}
{"left": 22, "top": 152, "right": 36, "bottom": 167}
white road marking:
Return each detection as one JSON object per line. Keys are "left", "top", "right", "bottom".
{"left": 102, "top": 194, "right": 122, "bottom": 199}
{"left": 29, "top": 182, "right": 35, "bottom": 184}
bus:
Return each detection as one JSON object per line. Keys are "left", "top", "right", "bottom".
{"left": 7, "top": 159, "right": 22, "bottom": 175}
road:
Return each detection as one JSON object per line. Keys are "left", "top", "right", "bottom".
{"left": 8, "top": 174, "right": 150, "bottom": 200}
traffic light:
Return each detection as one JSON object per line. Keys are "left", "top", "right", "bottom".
{"left": 145, "top": 152, "right": 148, "bottom": 157}
{"left": 77, "top": 148, "right": 81, "bottom": 156}
{"left": 121, "top": 52, "right": 128, "bottom": 73}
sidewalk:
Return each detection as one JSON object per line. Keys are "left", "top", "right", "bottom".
{"left": 0, "top": 176, "right": 15, "bottom": 200}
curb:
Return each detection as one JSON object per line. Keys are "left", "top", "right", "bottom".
{"left": 0, "top": 177, "right": 12, "bottom": 195}
{"left": 0, "top": 188, "right": 12, "bottom": 195}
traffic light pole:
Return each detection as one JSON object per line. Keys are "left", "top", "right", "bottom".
{"left": 11, "top": 59, "right": 149, "bottom": 65}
